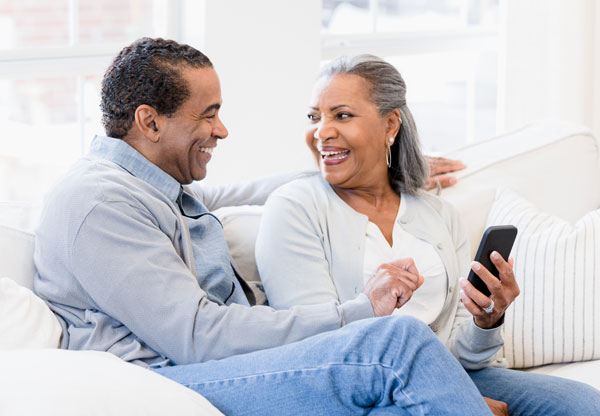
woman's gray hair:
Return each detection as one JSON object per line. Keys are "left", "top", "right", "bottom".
{"left": 318, "top": 54, "right": 429, "bottom": 195}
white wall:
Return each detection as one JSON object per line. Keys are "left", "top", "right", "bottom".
{"left": 183, "top": 0, "right": 322, "bottom": 186}
{"left": 499, "top": 0, "right": 599, "bottom": 139}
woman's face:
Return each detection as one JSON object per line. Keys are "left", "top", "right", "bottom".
{"left": 305, "top": 73, "right": 399, "bottom": 190}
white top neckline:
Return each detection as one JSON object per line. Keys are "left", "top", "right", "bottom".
{"left": 362, "top": 195, "right": 448, "bottom": 324}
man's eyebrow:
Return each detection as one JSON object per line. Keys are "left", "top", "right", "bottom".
{"left": 201, "top": 103, "right": 221, "bottom": 115}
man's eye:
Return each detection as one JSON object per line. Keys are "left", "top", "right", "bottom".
{"left": 307, "top": 114, "right": 319, "bottom": 121}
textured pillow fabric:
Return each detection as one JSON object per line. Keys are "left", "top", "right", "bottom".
{"left": 0, "top": 349, "right": 223, "bottom": 415}
{"left": 486, "top": 188, "right": 600, "bottom": 368}
{"left": 0, "top": 277, "right": 62, "bottom": 350}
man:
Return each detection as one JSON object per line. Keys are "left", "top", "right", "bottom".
{"left": 34, "top": 38, "right": 492, "bottom": 414}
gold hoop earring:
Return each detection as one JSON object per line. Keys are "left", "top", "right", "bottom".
{"left": 386, "top": 145, "right": 392, "bottom": 168}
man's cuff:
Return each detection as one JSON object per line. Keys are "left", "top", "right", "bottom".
{"left": 339, "top": 293, "right": 375, "bottom": 325}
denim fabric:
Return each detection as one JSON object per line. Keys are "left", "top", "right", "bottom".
{"left": 155, "top": 315, "right": 492, "bottom": 415}
{"left": 468, "top": 366, "right": 600, "bottom": 415}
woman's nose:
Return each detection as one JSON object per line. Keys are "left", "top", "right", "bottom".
{"left": 314, "top": 120, "right": 336, "bottom": 142}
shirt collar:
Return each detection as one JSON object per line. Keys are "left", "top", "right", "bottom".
{"left": 89, "top": 135, "right": 182, "bottom": 202}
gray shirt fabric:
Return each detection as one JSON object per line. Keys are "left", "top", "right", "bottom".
{"left": 256, "top": 174, "right": 504, "bottom": 370}
{"left": 33, "top": 135, "right": 373, "bottom": 367}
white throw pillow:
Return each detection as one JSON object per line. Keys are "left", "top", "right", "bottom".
{"left": 0, "top": 349, "right": 223, "bottom": 415}
{"left": 0, "top": 277, "right": 62, "bottom": 350}
{"left": 486, "top": 188, "right": 600, "bottom": 368}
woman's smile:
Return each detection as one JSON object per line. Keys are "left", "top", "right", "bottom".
{"left": 318, "top": 146, "right": 350, "bottom": 165}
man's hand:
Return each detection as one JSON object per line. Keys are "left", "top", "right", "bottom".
{"left": 362, "top": 258, "right": 424, "bottom": 317}
{"left": 424, "top": 156, "right": 466, "bottom": 191}
{"left": 483, "top": 396, "right": 509, "bottom": 415}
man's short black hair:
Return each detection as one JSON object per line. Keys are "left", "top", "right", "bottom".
{"left": 100, "top": 37, "right": 212, "bottom": 139}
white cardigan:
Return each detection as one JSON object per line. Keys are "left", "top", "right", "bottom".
{"left": 256, "top": 173, "right": 504, "bottom": 370}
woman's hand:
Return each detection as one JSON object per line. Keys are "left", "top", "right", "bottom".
{"left": 424, "top": 156, "right": 466, "bottom": 192}
{"left": 363, "top": 258, "right": 425, "bottom": 317}
{"left": 459, "top": 251, "right": 520, "bottom": 329}
{"left": 483, "top": 396, "right": 509, "bottom": 415}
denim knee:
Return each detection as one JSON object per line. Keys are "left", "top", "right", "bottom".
{"left": 376, "top": 314, "right": 436, "bottom": 340}
{"left": 351, "top": 315, "right": 438, "bottom": 359}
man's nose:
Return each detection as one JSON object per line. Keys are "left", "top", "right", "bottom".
{"left": 214, "top": 116, "right": 228, "bottom": 140}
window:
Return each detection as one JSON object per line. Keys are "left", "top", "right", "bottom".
{"left": 0, "top": 0, "right": 183, "bottom": 202}
{"left": 321, "top": 0, "right": 500, "bottom": 153}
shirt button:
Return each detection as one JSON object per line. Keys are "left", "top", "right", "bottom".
{"left": 400, "top": 219, "right": 407, "bottom": 224}
{"left": 437, "top": 243, "right": 443, "bottom": 250}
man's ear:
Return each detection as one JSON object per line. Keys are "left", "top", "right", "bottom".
{"left": 134, "top": 104, "right": 161, "bottom": 143}
{"left": 385, "top": 108, "right": 402, "bottom": 140}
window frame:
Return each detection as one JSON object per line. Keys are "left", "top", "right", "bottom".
{"left": 320, "top": 0, "right": 501, "bottom": 146}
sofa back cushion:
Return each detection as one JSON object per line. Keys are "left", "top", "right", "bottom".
{"left": 0, "top": 225, "right": 35, "bottom": 290}
{"left": 441, "top": 121, "right": 600, "bottom": 259}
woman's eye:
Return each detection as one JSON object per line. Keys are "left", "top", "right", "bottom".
{"left": 307, "top": 113, "right": 319, "bottom": 121}
{"left": 336, "top": 112, "right": 353, "bottom": 120}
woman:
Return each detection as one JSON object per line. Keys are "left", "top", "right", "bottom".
{"left": 255, "top": 55, "right": 600, "bottom": 415}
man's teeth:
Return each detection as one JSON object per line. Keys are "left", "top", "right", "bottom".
{"left": 320, "top": 150, "right": 349, "bottom": 159}
{"left": 199, "top": 147, "right": 213, "bottom": 154}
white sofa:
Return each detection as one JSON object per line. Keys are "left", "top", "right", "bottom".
{"left": 1, "top": 120, "right": 599, "bottom": 414}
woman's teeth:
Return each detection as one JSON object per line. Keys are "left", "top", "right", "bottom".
{"left": 199, "top": 147, "right": 214, "bottom": 154}
{"left": 320, "top": 149, "right": 349, "bottom": 159}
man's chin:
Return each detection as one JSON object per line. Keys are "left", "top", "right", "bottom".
{"left": 191, "top": 169, "right": 207, "bottom": 182}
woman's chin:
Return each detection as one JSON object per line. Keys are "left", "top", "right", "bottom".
{"left": 319, "top": 169, "right": 351, "bottom": 187}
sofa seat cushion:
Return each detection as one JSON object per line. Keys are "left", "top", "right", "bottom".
{"left": 525, "top": 359, "right": 600, "bottom": 390}
{"left": 0, "top": 349, "right": 223, "bottom": 415}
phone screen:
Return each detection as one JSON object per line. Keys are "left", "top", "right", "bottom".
{"left": 467, "top": 225, "right": 517, "bottom": 297}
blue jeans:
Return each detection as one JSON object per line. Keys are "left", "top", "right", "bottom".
{"left": 155, "top": 315, "right": 491, "bottom": 415}
{"left": 468, "top": 366, "right": 600, "bottom": 415}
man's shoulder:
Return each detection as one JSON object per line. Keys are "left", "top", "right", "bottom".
{"left": 50, "top": 156, "right": 134, "bottom": 205}
{"left": 43, "top": 156, "right": 161, "bottom": 227}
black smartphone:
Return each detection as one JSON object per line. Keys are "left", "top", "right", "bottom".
{"left": 467, "top": 225, "right": 518, "bottom": 297}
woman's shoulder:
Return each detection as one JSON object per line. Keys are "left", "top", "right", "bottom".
{"left": 270, "top": 172, "right": 330, "bottom": 203}
{"left": 405, "top": 191, "right": 460, "bottom": 223}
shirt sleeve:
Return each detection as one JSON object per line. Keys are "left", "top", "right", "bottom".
{"left": 69, "top": 200, "right": 370, "bottom": 365}
{"left": 256, "top": 192, "right": 375, "bottom": 322}
{"left": 445, "top": 203, "right": 504, "bottom": 370}
{"left": 187, "top": 170, "right": 320, "bottom": 211}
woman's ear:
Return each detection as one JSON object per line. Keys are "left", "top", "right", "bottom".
{"left": 385, "top": 108, "right": 402, "bottom": 139}
{"left": 134, "top": 104, "right": 161, "bottom": 143}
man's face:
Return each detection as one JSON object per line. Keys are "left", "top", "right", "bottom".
{"left": 154, "top": 67, "right": 228, "bottom": 184}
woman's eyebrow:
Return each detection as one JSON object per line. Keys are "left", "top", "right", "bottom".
{"left": 330, "top": 104, "right": 349, "bottom": 111}
{"left": 308, "top": 104, "right": 350, "bottom": 111}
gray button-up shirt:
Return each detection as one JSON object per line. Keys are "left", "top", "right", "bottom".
{"left": 33, "top": 135, "right": 373, "bottom": 367}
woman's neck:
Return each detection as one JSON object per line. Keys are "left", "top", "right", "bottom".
{"left": 331, "top": 181, "right": 398, "bottom": 211}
